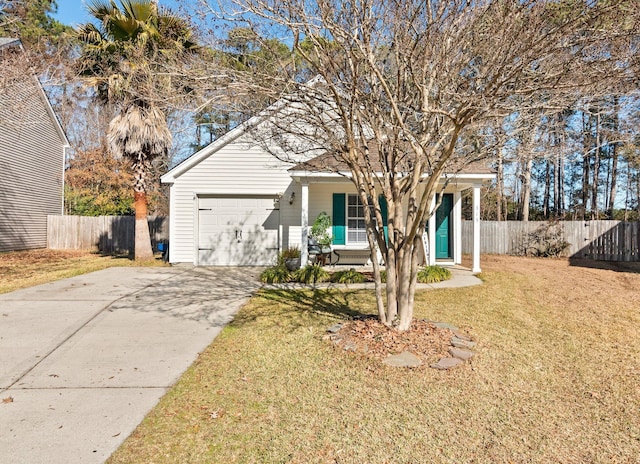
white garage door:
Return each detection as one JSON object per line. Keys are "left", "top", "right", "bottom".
{"left": 198, "top": 196, "right": 279, "bottom": 266}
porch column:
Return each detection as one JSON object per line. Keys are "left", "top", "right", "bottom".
{"left": 472, "top": 183, "right": 481, "bottom": 273}
{"left": 428, "top": 195, "right": 436, "bottom": 266}
{"left": 454, "top": 191, "right": 462, "bottom": 265}
{"left": 300, "top": 180, "right": 309, "bottom": 266}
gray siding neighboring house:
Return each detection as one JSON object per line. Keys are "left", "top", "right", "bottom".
{"left": 0, "top": 38, "right": 69, "bottom": 252}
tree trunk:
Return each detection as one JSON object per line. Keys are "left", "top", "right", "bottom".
{"left": 521, "top": 153, "right": 533, "bottom": 221}
{"left": 592, "top": 112, "right": 601, "bottom": 219}
{"left": 132, "top": 158, "right": 154, "bottom": 260}
{"left": 543, "top": 159, "right": 551, "bottom": 218}
{"left": 608, "top": 98, "right": 619, "bottom": 219}
{"left": 497, "top": 151, "right": 504, "bottom": 221}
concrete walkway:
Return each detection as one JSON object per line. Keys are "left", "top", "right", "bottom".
{"left": 0, "top": 266, "right": 261, "bottom": 464}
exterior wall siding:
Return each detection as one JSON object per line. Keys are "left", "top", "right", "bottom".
{"left": 167, "top": 131, "right": 485, "bottom": 265}
{"left": 0, "top": 74, "right": 65, "bottom": 252}
{"left": 168, "top": 137, "right": 296, "bottom": 263}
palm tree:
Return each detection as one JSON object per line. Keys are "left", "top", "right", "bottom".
{"left": 77, "top": 0, "right": 197, "bottom": 259}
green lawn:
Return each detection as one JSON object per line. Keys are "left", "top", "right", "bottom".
{"left": 108, "top": 255, "right": 640, "bottom": 463}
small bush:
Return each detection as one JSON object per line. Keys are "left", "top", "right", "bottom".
{"left": 416, "top": 265, "right": 452, "bottom": 283}
{"left": 280, "top": 247, "right": 300, "bottom": 260}
{"left": 332, "top": 268, "right": 366, "bottom": 284}
{"left": 514, "top": 221, "right": 570, "bottom": 257}
{"left": 293, "top": 264, "right": 330, "bottom": 284}
{"left": 260, "top": 266, "right": 292, "bottom": 284}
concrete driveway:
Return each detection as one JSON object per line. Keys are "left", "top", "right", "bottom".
{"left": 0, "top": 265, "right": 261, "bottom": 464}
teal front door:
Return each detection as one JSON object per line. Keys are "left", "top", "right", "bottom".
{"left": 435, "top": 194, "right": 453, "bottom": 259}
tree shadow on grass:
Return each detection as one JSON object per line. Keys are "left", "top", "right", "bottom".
{"left": 230, "top": 287, "right": 373, "bottom": 331}
{"left": 568, "top": 257, "right": 640, "bottom": 274}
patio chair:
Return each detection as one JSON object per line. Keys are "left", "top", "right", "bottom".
{"left": 308, "top": 237, "right": 332, "bottom": 265}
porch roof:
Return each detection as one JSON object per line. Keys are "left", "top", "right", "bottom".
{"left": 288, "top": 149, "right": 496, "bottom": 182}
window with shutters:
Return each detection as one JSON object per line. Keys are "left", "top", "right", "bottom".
{"left": 347, "top": 194, "right": 367, "bottom": 243}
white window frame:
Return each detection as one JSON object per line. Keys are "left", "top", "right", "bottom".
{"left": 346, "top": 194, "right": 367, "bottom": 244}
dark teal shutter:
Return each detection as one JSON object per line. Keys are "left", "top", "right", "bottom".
{"left": 379, "top": 195, "right": 388, "bottom": 243}
{"left": 332, "top": 193, "right": 346, "bottom": 245}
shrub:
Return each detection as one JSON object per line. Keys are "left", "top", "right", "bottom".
{"left": 514, "top": 221, "right": 570, "bottom": 257}
{"left": 260, "top": 266, "right": 292, "bottom": 284}
{"left": 310, "top": 212, "right": 332, "bottom": 246}
{"left": 293, "top": 264, "right": 330, "bottom": 284}
{"left": 280, "top": 247, "right": 301, "bottom": 260}
{"left": 332, "top": 268, "right": 366, "bottom": 284}
{"left": 416, "top": 265, "right": 452, "bottom": 283}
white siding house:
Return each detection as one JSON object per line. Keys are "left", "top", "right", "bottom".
{"left": 162, "top": 117, "right": 495, "bottom": 272}
{"left": 0, "top": 39, "right": 69, "bottom": 252}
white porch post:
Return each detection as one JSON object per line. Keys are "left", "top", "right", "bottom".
{"left": 472, "top": 183, "right": 481, "bottom": 273}
{"left": 428, "top": 195, "right": 436, "bottom": 266}
{"left": 454, "top": 191, "right": 462, "bottom": 265}
{"left": 300, "top": 180, "right": 309, "bottom": 266}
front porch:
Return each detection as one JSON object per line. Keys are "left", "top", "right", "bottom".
{"left": 294, "top": 178, "right": 485, "bottom": 274}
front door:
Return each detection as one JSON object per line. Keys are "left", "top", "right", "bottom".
{"left": 435, "top": 194, "right": 453, "bottom": 259}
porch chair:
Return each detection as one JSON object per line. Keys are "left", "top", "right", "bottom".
{"left": 308, "top": 237, "right": 333, "bottom": 265}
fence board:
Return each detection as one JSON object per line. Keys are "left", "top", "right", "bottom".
{"left": 47, "top": 215, "right": 169, "bottom": 254}
{"left": 462, "top": 220, "right": 639, "bottom": 262}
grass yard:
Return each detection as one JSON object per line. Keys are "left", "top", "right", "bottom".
{"left": 0, "top": 249, "right": 166, "bottom": 294}
{"left": 107, "top": 255, "right": 640, "bottom": 463}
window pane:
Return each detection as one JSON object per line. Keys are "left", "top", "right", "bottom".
{"left": 347, "top": 194, "right": 366, "bottom": 243}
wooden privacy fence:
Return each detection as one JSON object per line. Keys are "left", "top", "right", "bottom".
{"left": 47, "top": 215, "right": 169, "bottom": 254}
{"left": 462, "top": 220, "right": 640, "bottom": 262}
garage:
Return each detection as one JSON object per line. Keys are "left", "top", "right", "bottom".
{"left": 197, "top": 196, "right": 280, "bottom": 266}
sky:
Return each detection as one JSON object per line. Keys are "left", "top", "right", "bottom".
{"left": 53, "top": 0, "right": 185, "bottom": 27}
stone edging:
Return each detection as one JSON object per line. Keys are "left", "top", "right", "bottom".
{"left": 428, "top": 321, "right": 476, "bottom": 370}
{"left": 326, "top": 320, "right": 476, "bottom": 370}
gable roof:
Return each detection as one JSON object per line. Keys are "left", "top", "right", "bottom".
{"left": 0, "top": 38, "right": 69, "bottom": 148}
{"left": 0, "top": 37, "right": 22, "bottom": 49}
{"left": 289, "top": 147, "right": 495, "bottom": 176}
{"left": 162, "top": 76, "right": 339, "bottom": 184}
{"left": 163, "top": 76, "right": 495, "bottom": 183}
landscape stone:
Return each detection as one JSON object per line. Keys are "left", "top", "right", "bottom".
{"left": 451, "top": 337, "right": 477, "bottom": 349}
{"left": 430, "top": 357, "right": 463, "bottom": 370}
{"left": 432, "top": 321, "right": 459, "bottom": 331}
{"left": 449, "top": 347, "right": 475, "bottom": 361}
{"left": 343, "top": 341, "right": 357, "bottom": 352}
{"left": 327, "top": 323, "right": 343, "bottom": 333}
{"left": 452, "top": 329, "right": 472, "bottom": 341}
{"left": 382, "top": 351, "right": 422, "bottom": 368}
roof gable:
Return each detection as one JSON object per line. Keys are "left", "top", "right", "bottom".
{"left": 0, "top": 38, "right": 69, "bottom": 148}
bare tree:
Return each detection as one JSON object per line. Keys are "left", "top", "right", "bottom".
{"left": 207, "top": 0, "right": 637, "bottom": 330}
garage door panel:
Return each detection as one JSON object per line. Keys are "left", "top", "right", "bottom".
{"left": 198, "top": 197, "right": 278, "bottom": 266}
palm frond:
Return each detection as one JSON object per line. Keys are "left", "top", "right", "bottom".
{"left": 86, "top": 0, "right": 118, "bottom": 22}
{"left": 108, "top": 105, "right": 172, "bottom": 160}
{"left": 121, "top": 0, "right": 153, "bottom": 22}
{"left": 76, "top": 23, "right": 105, "bottom": 45}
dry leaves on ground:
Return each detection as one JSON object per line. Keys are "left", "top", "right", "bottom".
{"left": 328, "top": 317, "right": 459, "bottom": 366}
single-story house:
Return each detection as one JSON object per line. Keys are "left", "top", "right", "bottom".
{"left": 0, "top": 38, "right": 69, "bottom": 252}
{"left": 162, "top": 112, "right": 495, "bottom": 273}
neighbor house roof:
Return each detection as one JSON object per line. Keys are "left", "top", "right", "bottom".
{"left": 0, "top": 37, "right": 21, "bottom": 49}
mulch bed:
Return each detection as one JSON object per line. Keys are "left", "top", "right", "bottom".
{"left": 328, "top": 316, "right": 456, "bottom": 365}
